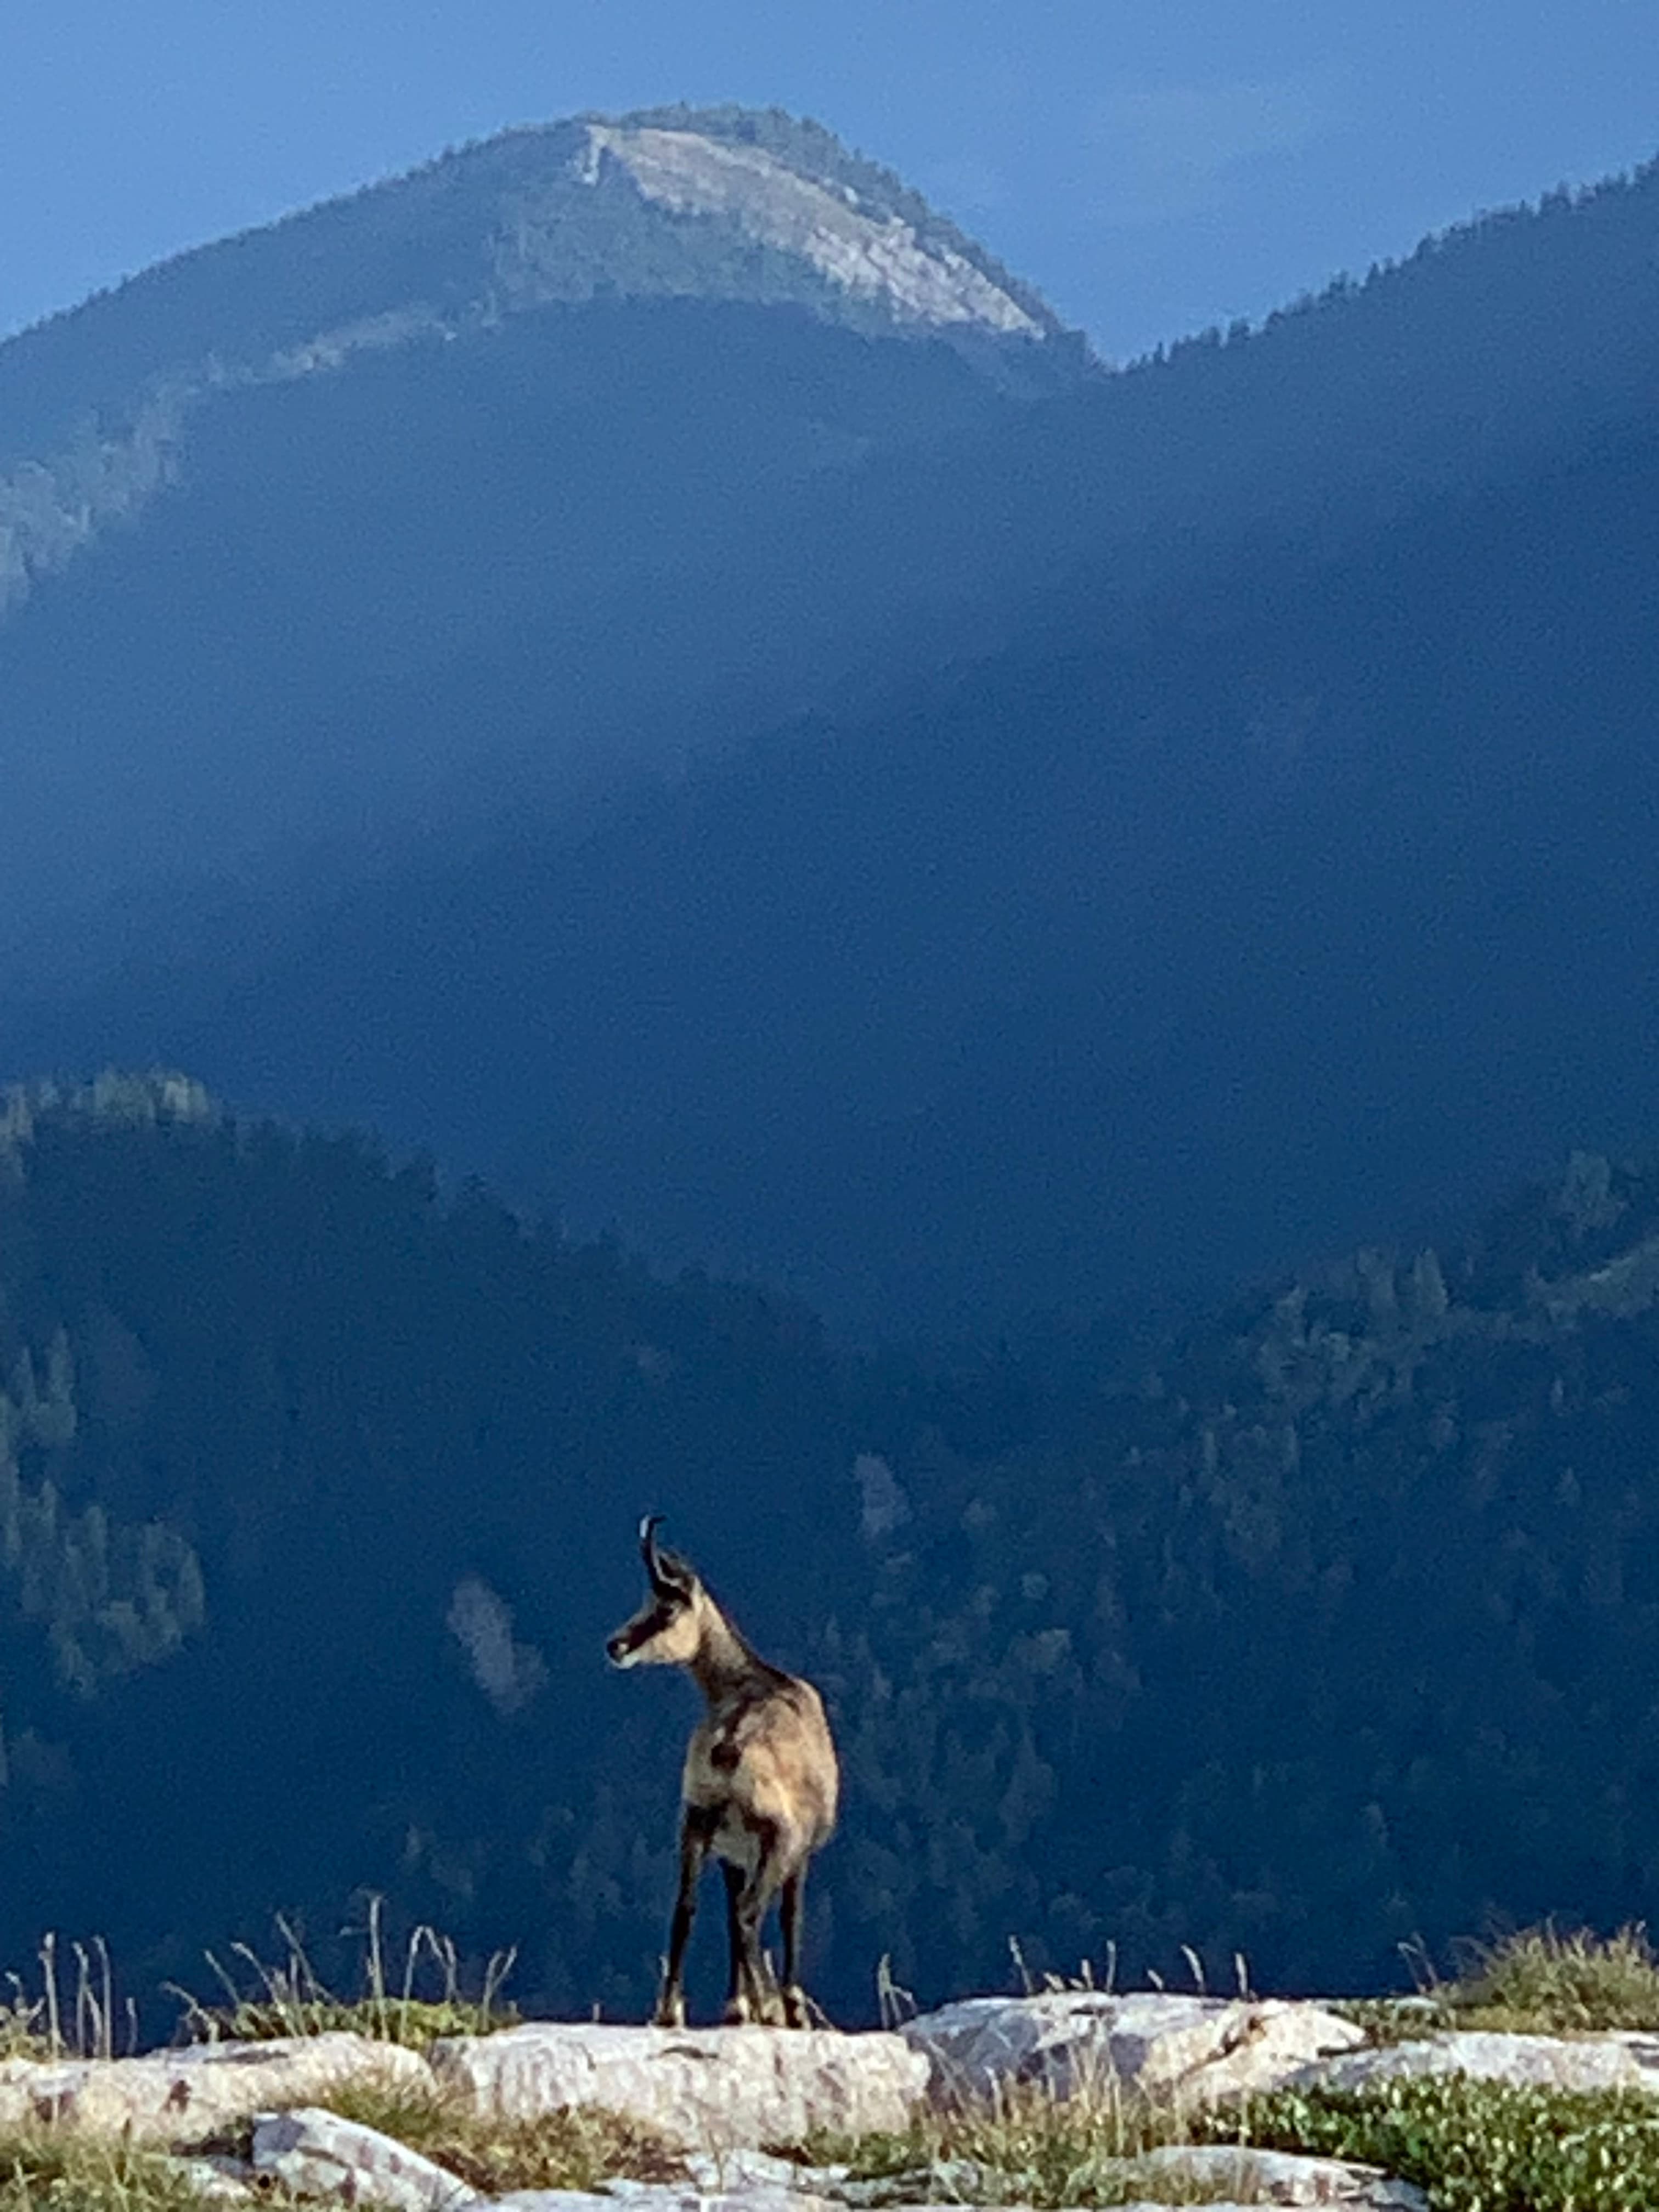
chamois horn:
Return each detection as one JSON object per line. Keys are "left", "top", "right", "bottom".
{"left": 640, "top": 1513, "right": 690, "bottom": 1594}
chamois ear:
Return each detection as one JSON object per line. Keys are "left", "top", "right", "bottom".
{"left": 640, "top": 1513, "right": 695, "bottom": 1598}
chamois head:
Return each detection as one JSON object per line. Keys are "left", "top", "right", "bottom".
{"left": 606, "top": 1514, "right": 706, "bottom": 1668}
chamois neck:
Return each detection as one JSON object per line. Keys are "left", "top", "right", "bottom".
{"left": 689, "top": 1601, "right": 770, "bottom": 1702}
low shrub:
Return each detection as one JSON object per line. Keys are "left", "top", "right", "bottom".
{"left": 1211, "top": 2073, "right": 1659, "bottom": 2212}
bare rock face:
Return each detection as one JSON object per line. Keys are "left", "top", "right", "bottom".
{"left": 901, "top": 1993, "right": 1366, "bottom": 2107}
{"left": 578, "top": 125, "right": 1048, "bottom": 339}
{"left": 430, "top": 2023, "right": 930, "bottom": 2148}
{"left": 0, "top": 2033, "right": 428, "bottom": 2146}
{"left": 1294, "top": 2028, "right": 1659, "bottom": 2096}
{"left": 252, "top": 2108, "right": 473, "bottom": 2210}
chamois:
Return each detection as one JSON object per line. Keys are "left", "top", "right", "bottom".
{"left": 606, "top": 1515, "right": 839, "bottom": 2027}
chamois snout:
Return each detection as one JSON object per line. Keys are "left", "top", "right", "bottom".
{"left": 606, "top": 1601, "right": 689, "bottom": 1667}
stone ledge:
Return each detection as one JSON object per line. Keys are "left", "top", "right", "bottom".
{"left": 0, "top": 2032, "right": 428, "bottom": 2145}
{"left": 431, "top": 2023, "right": 928, "bottom": 2147}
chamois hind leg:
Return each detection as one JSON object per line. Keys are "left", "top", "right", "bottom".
{"left": 779, "top": 1868, "right": 809, "bottom": 2027}
{"left": 732, "top": 1832, "right": 786, "bottom": 2026}
{"left": 720, "top": 1859, "right": 753, "bottom": 2023}
{"left": 657, "top": 1808, "right": 714, "bottom": 2027}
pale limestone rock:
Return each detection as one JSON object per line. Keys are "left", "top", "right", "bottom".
{"left": 1137, "top": 2143, "right": 1429, "bottom": 2207}
{"left": 160, "top": 2154, "right": 260, "bottom": 2204}
{"left": 1294, "top": 2028, "right": 1659, "bottom": 2096}
{"left": 682, "top": 2151, "right": 831, "bottom": 2191}
{"left": 577, "top": 127, "right": 1046, "bottom": 340}
{"left": 0, "top": 2033, "right": 428, "bottom": 2145}
{"left": 431, "top": 2023, "right": 929, "bottom": 2148}
{"left": 901, "top": 1992, "right": 1365, "bottom": 2108}
{"left": 252, "top": 2107, "right": 472, "bottom": 2210}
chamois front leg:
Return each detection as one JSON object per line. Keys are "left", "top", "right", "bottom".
{"left": 657, "top": 1808, "right": 714, "bottom": 2027}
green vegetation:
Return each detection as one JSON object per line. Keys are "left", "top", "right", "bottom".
{"left": 798, "top": 2047, "right": 1659, "bottom": 2210}
{"left": 175, "top": 1905, "right": 516, "bottom": 2051}
{"left": 1341, "top": 1923, "right": 1659, "bottom": 2041}
{"left": 1210, "top": 2075, "right": 1659, "bottom": 2212}
{"left": 0, "top": 1998, "right": 46, "bottom": 2062}
{"left": 1439, "top": 1923, "right": 1659, "bottom": 2033}
{"left": 0, "top": 2132, "right": 215, "bottom": 2212}
{"left": 788, "top": 2083, "right": 1226, "bottom": 2207}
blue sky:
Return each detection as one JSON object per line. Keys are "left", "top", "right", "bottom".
{"left": 4, "top": 0, "right": 1656, "bottom": 360}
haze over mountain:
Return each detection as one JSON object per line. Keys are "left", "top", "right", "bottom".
{"left": 0, "top": 106, "right": 1080, "bottom": 979}
{"left": 7, "top": 116, "right": 1659, "bottom": 1335}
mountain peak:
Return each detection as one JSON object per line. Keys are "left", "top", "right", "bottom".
{"left": 0, "top": 104, "right": 1071, "bottom": 613}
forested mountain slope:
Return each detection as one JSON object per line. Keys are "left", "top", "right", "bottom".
{"left": 9, "top": 151, "right": 1659, "bottom": 1333}
{"left": 5, "top": 1079, "right": 1659, "bottom": 2021}
{"left": 33, "top": 376, "right": 1659, "bottom": 1336}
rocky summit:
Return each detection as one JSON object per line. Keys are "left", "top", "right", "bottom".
{"left": 0, "top": 104, "right": 1067, "bottom": 609}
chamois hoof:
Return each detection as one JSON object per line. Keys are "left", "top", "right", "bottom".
{"left": 782, "top": 1984, "right": 810, "bottom": 2029}
{"left": 723, "top": 1995, "right": 754, "bottom": 2025}
{"left": 653, "top": 1994, "right": 687, "bottom": 2028}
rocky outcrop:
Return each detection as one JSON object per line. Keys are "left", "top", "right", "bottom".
{"left": 901, "top": 1991, "right": 1366, "bottom": 2107}
{"left": 252, "top": 2108, "right": 475, "bottom": 2210}
{"left": 1294, "top": 2027, "right": 1659, "bottom": 2096}
{"left": 430, "top": 2023, "right": 929, "bottom": 2148}
{"left": 0, "top": 2030, "right": 427, "bottom": 2145}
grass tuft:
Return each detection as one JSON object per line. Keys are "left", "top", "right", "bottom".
{"left": 312, "top": 2073, "right": 687, "bottom": 2196}
{"left": 0, "top": 1994, "right": 48, "bottom": 2063}
{"left": 1441, "top": 1922, "right": 1659, "bottom": 2033}
{"left": 173, "top": 1900, "right": 516, "bottom": 2051}
{"left": 1341, "top": 1922, "right": 1659, "bottom": 2042}
{"left": 0, "top": 2129, "right": 216, "bottom": 2212}
{"left": 783, "top": 2077, "right": 1244, "bottom": 2207}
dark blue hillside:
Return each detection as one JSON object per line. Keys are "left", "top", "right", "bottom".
{"left": 44, "top": 407, "right": 1657, "bottom": 1339}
